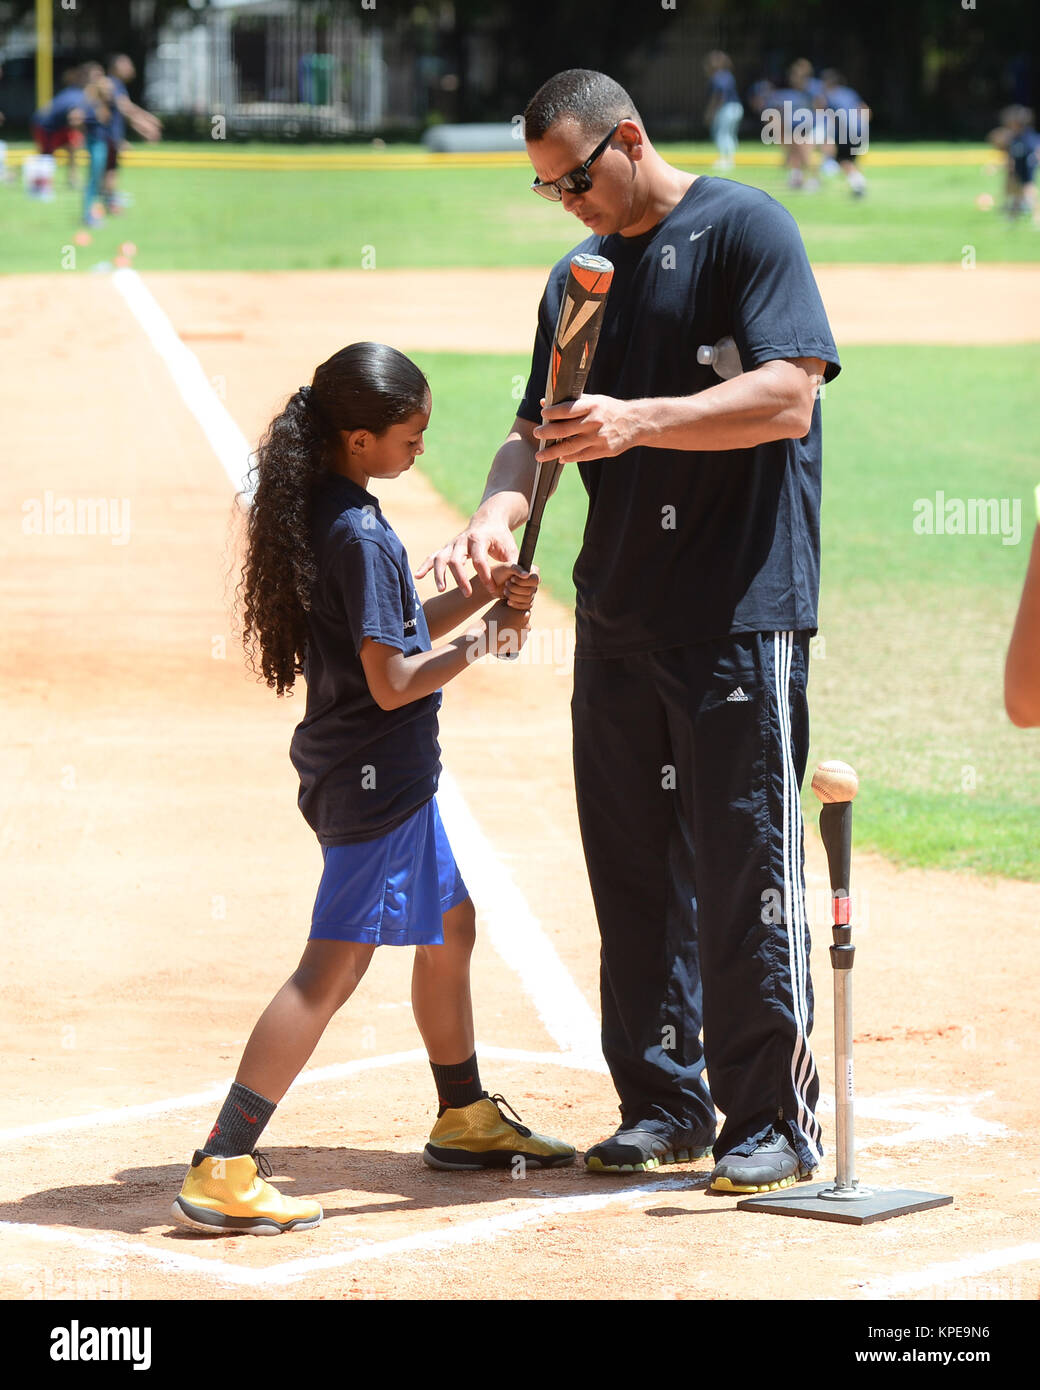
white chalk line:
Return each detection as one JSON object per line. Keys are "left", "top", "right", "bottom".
{"left": 436, "top": 771, "right": 604, "bottom": 1068}
{"left": 849, "top": 1090, "right": 1006, "bottom": 1151}
{"left": 0, "top": 1177, "right": 703, "bottom": 1290}
{"left": 0, "top": 1086, "right": 1005, "bottom": 1291}
{"left": 0, "top": 1046, "right": 597, "bottom": 1148}
{"left": 810, "top": 1088, "right": 1007, "bottom": 1155}
{"left": 864, "top": 1244, "right": 1040, "bottom": 1298}
{"left": 110, "top": 267, "right": 255, "bottom": 498}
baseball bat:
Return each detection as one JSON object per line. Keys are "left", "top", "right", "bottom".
{"left": 518, "top": 252, "right": 614, "bottom": 571}
{"left": 497, "top": 252, "right": 613, "bottom": 660}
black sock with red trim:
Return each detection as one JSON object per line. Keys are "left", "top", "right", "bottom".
{"left": 202, "top": 1082, "right": 277, "bottom": 1158}
{"left": 430, "top": 1054, "right": 483, "bottom": 1116}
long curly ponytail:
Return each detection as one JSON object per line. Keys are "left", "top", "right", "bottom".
{"left": 236, "top": 343, "right": 429, "bottom": 697}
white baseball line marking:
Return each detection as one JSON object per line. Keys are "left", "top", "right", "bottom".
{"left": 1, "top": 1177, "right": 703, "bottom": 1290}
{"left": 810, "top": 1088, "right": 1007, "bottom": 1152}
{"left": 436, "top": 771, "right": 604, "bottom": 1068}
{"left": 863, "top": 1243, "right": 1040, "bottom": 1298}
{"left": 111, "top": 267, "right": 255, "bottom": 497}
{"left": 849, "top": 1089, "right": 1006, "bottom": 1150}
{"left": 0, "top": 1047, "right": 597, "bottom": 1148}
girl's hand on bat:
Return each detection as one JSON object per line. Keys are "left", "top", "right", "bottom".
{"left": 487, "top": 563, "right": 540, "bottom": 609}
{"left": 534, "top": 394, "right": 639, "bottom": 464}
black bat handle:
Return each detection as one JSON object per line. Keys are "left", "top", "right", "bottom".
{"left": 516, "top": 524, "right": 540, "bottom": 576}
{"left": 819, "top": 801, "right": 852, "bottom": 899}
{"left": 497, "top": 470, "right": 557, "bottom": 661}
{"left": 819, "top": 799, "right": 854, "bottom": 955}
{"left": 516, "top": 462, "right": 561, "bottom": 574}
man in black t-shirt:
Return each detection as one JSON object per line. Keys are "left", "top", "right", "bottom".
{"left": 420, "top": 69, "right": 841, "bottom": 1194}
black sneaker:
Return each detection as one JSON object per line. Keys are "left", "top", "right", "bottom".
{"left": 585, "top": 1126, "right": 714, "bottom": 1174}
{"left": 709, "top": 1127, "right": 816, "bottom": 1193}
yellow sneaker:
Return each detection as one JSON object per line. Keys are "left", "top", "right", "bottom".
{"left": 422, "top": 1093, "right": 575, "bottom": 1170}
{"left": 170, "top": 1150, "right": 323, "bottom": 1235}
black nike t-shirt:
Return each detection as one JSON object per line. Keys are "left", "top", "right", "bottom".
{"left": 289, "top": 471, "right": 440, "bottom": 845}
{"left": 517, "top": 175, "right": 841, "bottom": 656}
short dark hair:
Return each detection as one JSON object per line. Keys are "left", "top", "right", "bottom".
{"left": 523, "top": 69, "right": 641, "bottom": 143}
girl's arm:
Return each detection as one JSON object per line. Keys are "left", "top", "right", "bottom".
{"left": 422, "top": 564, "right": 537, "bottom": 640}
{"left": 360, "top": 596, "right": 532, "bottom": 711}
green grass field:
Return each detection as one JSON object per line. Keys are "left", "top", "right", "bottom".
{"left": 5, "top": 141, "right": 1037, "bottom": 879}
{"left": 413, "top": 346, "right": 1040, "bottom": 882}
{"left": 2, "top": 141, "right": 1037, "bottom": 273}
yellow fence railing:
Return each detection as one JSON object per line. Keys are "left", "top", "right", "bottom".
{"left": 2, "top": 144, "right": 997, "bottom": 173}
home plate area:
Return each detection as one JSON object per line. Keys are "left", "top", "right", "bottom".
{"left": 0, "top": 1050, "right": 1007, "bottom": 1296}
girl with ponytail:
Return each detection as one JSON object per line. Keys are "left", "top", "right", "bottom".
{"left": 172, "top": 343, "right": 574, "bottom": 1236}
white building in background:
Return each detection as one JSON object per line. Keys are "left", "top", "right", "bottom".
{"left": 143, "top": 0, "right": 394, "bottom": 136}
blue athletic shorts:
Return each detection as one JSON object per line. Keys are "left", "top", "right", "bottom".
{"left": 309, "top": 797, "right": 468, "bottom": 946}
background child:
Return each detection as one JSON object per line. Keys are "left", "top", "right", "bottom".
{"left": 704, "top": 51, "right": 743, "bottom": 172}
{"left": 773, "top": 58, "right": 820, "bottom": 191}
{"left": 30, "top": 66, "right": 88, "bottom": 188}
{"left": 80, "top": 73, "right": 116, "bottom": 228}
{"left": 102, "top": 54, "right": 163, "bottom": 214}
{"left": 171, "top": 342, "right": 574, "bottom": 1236}
{"left": 998, "top": 106, "right": 1039, "bottom": 224}
{"left": 818, "top": 70, "right": 870, "bottom": 198}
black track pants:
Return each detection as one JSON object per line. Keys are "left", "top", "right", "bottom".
{"left": 571, "top": 631, "right": 823, "bottom": 1169}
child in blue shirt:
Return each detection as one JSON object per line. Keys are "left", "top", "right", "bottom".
{"left": 171, "top": 342, "right": 574, "bottom": 1235}
{"left": 80, "top": 74, "right": 116, "bottom": 227}
{"left": 999, "top": 106, "right": 1039, "bottom": 223}
{"left": 704, "top": 51, "right": 743, "bottom": 171}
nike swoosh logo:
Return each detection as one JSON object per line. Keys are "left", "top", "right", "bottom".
{"left": 233, "top": 1103, "right": 258, "bottom": 1124}
{"left": 689, "top": 226, "right": 713, "bottom": 241}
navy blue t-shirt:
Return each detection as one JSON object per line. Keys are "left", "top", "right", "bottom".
{"left": 289, "top": 471, "right": 441, "bottom": 845}
{"left": 108, "top": 76, "right": 128, "bottom": 143}
{"left": 1009, "top": 127, "right": 1039, "bottom": 182}
{"left": 517, "top": 175, "right": 841, "bottom": 655}
{"left": 709, "top": 71, "right": 740, "bottom": 104}
{"left": 83, "top": 92, "right": 116, "bottom": 142}
{"left": 34, "top": 87, "right": 85, "bottom": 131}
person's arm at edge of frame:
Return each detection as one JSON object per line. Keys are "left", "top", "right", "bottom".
{"left": 1004, "top": 511, "right": 1040, "bottom": 728}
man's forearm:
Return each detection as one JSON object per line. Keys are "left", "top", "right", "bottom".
{"left": 476, "top": 430, "right": 540, "bottom": 529}
{"left": 630, "top": 361, "right": 819, "bottom": 452}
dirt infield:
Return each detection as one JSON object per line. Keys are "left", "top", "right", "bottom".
{"left": 141, "top": 264, "right": 1040, "bottom": 366}
{"left": 1, "top": 266, "right": 1038, "bottom": 1304}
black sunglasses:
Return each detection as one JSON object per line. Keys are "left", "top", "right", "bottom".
{"left": 530, "top": 120, "right": 625, "bottom": 201}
